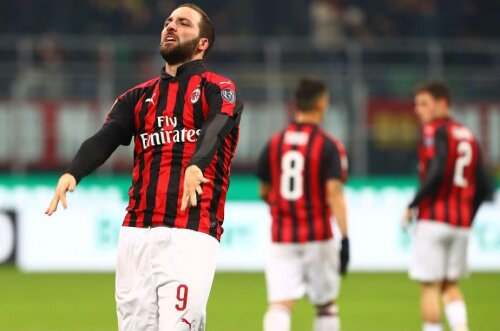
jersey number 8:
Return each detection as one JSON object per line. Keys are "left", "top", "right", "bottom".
{"left": 453, "top": 141, "right": 472, "bottom": 188}
{"left": 280, "top": 151, "right": 305, "bottom": 201}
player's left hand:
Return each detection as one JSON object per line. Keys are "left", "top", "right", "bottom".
{"left": 181, "top": 165, "right": 209, "bottom": 211}
{"left": 401, "top": 208, "right": 415, "bottom": 231}
{"left": 339, "top": 237, "right": 350, "bottom": 276}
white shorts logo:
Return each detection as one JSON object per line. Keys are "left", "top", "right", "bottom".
{"left": 221, "top": 88, "right": 235, "bottom": 104}
{"left": 190, "top": 88, "right": 201, "bottom": 104}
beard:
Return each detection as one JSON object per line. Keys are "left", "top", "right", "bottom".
{"left": 159, "top": 37, "right": 201, "bottom": 65}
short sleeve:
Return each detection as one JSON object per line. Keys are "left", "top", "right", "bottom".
{"left": 104, "top": 91, "right": 136, "bottom": 145}
{"left": 204, "top": 78, "right": 243, "bottom": 119}
{"left": 256, "top": 141, "right": 271, "bottom": 183}
{"left": 322, "top": 139, "right": 348, "bottom": 182}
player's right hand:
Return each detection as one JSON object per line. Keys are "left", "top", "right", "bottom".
{"left": 45, "top": 173, "right": 77, "bottom": 216}
{"left": 339, "top": 237, "right": 350, "bottom": 276}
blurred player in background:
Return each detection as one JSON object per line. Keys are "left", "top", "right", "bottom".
{"left": 45, "top": 3, "right": 243, "bottom": 331}
{"left": 257, "top": 78, "right": 349, "bottom": 331}
{"left": 403, "top": 82, "right": 494, "bottom": 331}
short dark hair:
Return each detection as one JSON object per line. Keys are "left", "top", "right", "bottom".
{"left": 415, "top": 81, "right": 451, "bottom": 104}
{"left": 294, "top": 78, "right": 328, "bottom": 112}
{"left": 176, "top": 3, "right": 215, "bottom": 57}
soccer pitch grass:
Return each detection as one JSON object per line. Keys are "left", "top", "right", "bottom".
{"left": 0, "top": 267, "right": 499, "bottom": 331}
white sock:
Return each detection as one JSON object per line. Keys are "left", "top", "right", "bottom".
{"left": 314, "top": 316, "right": 340, "bottom": 331}
{"left": 423, "top": 323, "right": 443, "bottom": 331}
{"left": 445, "top": 301, "right": 469, "bottom": 331}
{"left": 263, "top": 305, "right": 291, "bottom": 331}
{"left": 314, "top": 305, "right": 340, "bottom": 331}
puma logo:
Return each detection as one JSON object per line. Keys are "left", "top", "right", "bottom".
{"left": 145, "top": 93, "right": 156, "bottom": 105}
{"left": 181, "top": 318, "right": 194, "bottom": 329}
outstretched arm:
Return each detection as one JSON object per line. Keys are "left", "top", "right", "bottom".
{"left": 45, "top": 123, "right": 126, "bottom": 215}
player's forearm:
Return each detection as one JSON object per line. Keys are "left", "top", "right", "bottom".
{"left": 187, "top": 114, "right": 235, "bottom": 171}
{"left": 330, "top": 194, "right": 348, "bottom": 238}
{"left": 67, "top": 123, "right": 123, "bottom": 183}
{"left": 409, "top": 160, "right": 444, "bottom": 208}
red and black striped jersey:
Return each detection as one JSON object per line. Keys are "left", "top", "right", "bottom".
{"left": 105, "top": 60, "right": 243, "bottom": 240}
{"left": 410, "top": 117, "right": 493, "bottom": 228}
{"left": 257, "top": 122, "right": 348, "bottom": 243}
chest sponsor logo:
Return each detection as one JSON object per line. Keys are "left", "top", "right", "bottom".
{"left": 139, "top": 115, "right": 201, "bottom": 149}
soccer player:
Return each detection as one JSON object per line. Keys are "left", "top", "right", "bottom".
{"left": 257, "top": 78, "right": 349, "bottom": 331}
{"left": 45, "top": 4, "right": 243, "bottom": 331}
{"left": 403, "top": 82, "right": 494, "bottom": 331}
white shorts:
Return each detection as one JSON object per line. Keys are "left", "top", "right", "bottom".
{"left": 265, "top": 239, "right": 340, "bottom": 305}
{"left": 116, "top": 226, "right": 219, "bottom": 331}
{"left": 410, "top": 221, "right": 470, "bottom": 282}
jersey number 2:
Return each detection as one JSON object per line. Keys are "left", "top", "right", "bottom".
{"left": 280, "top": 151, "right": 305, "bottom": 201}
{"left": 453, "top": 141, "right": 472, "bottom": 187}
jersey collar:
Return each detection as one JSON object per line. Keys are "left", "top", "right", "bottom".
{"left": 292, "top": 121, "right": 319, "bottom": 127}
{"left": 429, "top": 116, "right": 451, "bottom": 126}
{"left": 161, "top": 59, "right": 206, "bottom": 81}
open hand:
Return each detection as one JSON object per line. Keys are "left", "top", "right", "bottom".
{"left": 181, "top": 165, "right": 209, "bottom": 211}
{"left": 401, "top": 208, "right": 415, "bottom": 231}
{"left": 45, "top": 173, "right": 77, "bottom": 216}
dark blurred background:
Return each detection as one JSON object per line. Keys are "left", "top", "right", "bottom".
{"left": 1, "top": 0, "right": 499, "bottom": 176}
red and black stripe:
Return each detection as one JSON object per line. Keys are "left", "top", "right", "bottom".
{"left": 115, "top": 60, "right": 241, "bottom": 240}
{"left": 417, "top": 120, "right": 481, "bottom": 228}
{"left": 265, "top": 123, "right": 345, "bottom": 243}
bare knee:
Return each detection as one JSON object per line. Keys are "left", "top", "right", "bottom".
{"left": 268, "top": 300, "right": 295, "bottom": 312}
{"left": 441, "top": 280, "right": 463, "bottom": 303}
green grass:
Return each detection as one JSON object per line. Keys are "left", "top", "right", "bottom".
{"left": 0, "top": 266, "right": 499, "bottom": 331}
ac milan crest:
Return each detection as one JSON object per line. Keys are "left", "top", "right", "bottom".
{"left": 190, "top": 88, "right": 201, "bottom": 103}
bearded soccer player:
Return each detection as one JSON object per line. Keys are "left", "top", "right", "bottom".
{"left": 257, "top": 78, "right": 349, "bottom": 331}
{"left": 45, "top": 4, "right": 243, "bottom": 330}
{"left": 403, "top": 82, "right": 494, "bottom": 331}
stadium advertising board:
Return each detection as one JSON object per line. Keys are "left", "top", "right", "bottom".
{"left": 0, "top": 210, "right": 16, "bottom": 265}
{"left": 1, "top": 176, "right": 498, "bottom": 272}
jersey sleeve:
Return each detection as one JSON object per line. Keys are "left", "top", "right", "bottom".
{"left": 104, "top": 90, "right": 137, "bottom": 145}
{"left": 409, "top": 126, "right": 448, "bottom": 208}
{"left": 256, "top": 141, "right": 271, "bottom": 183}
{"left": 187, "top": 113, "right": 236, "bottom": 171}
{"left": 474, "top": 147, "right": 495, "bottom": 209}
{"left": 322, "top": 139, "right": 348, "bottom": 182}
{"left": 66, "top": 123, "right": 124, "bottom": 183}
{"left": 204, "top": 78, "right": 243, "bottom": 119}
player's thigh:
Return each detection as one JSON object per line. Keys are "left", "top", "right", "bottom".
{"left": 409, "top": 221, "right": 452, "bottom": 282}
{"left": 116, "top": 227, "right": 158, "bottom": 331}
{"left": 154, "top": 228, "right": 219, "bottom": 331}
{"left": 446, "top": 228, "right": 470, "bottom": 280}
{"left": 304, "top": 240, "right": 340, "bottom": 305}
{"left": 265, "top": 243, "right": 305, "bottom": 302}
